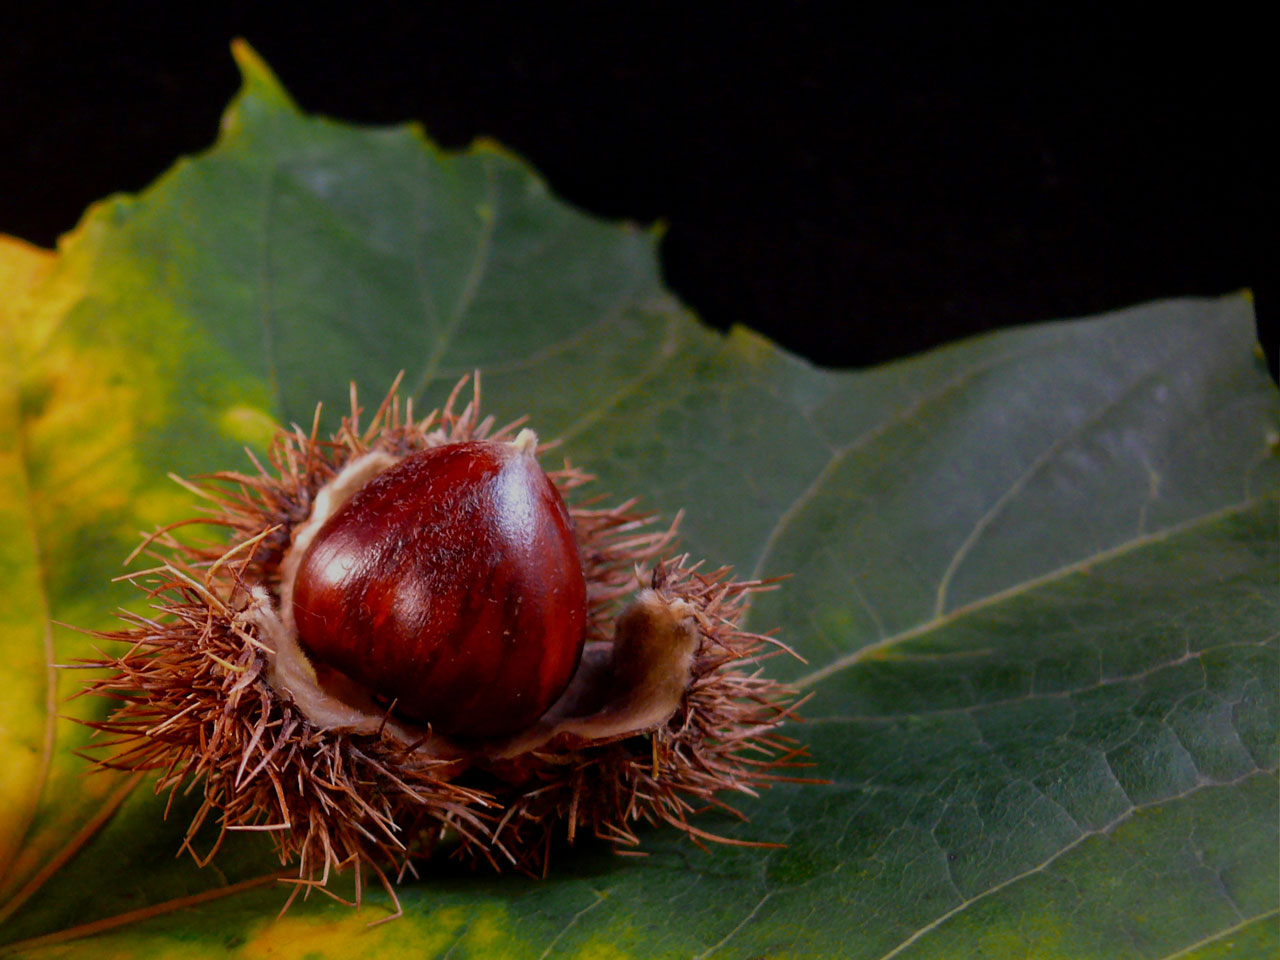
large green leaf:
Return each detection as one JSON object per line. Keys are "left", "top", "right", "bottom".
{"left": 0, "top": 42, "right": 1275, "bottom": 959}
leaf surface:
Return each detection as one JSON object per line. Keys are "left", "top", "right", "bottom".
{"left": 0, "top": 42, "right": 1275, "bottom": 960}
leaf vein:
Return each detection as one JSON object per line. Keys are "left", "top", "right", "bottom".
{"left": 0, "top": 385, "right": 58, "bottom": 908}
{"left": 1156, "top": 909, "right": 1279, "bottom": 960}
{"left": 554, "top": 313, "right": 683, "bottom": 445}
{"left": 872, "top": 769, "right": 1271, "bottom": 960}
{"left": 257, "top": 160, "right": 283, "bottom": 419}
{"left": 932, "top": 328, "right": 1211, "bottom": 617}
{"left": 536, "top": 888, "right": 607, "bottom": 960}
{"left": 803, "top": 633, "right": 1277, "bottom": 724}
{"left": 748, "top": 339, "right": 1058, "bottom": 584}
{"left": 795, "top": 495, "right": 1275, "bottom": 691}
{"left": 692, "top": 891, "right": 775, "bottom": 959}
{"left": 411, "top": 158, "right": 498, "bottom": 400}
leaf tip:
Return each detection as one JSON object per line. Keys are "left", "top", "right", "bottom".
{"left": 229, "top": 39, "right": 297, "bottom": 112}
{"left": 469, "top": 135, "right": 527, "bottom": 168}
{"left": 727, "top": 323, "right": 785, "bottom": 367}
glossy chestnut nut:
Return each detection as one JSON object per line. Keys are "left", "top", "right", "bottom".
{"left": 291, "top": 434, "right": 587, "bottom": 738}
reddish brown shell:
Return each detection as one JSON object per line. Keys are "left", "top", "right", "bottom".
{"left": 292, "top": 438, "right": 587, "bottom": 738}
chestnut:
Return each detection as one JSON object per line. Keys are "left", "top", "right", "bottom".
{"left": 78, "top": 377, "right": 806, "bottom": 917}
{"left": 290, "top": 431, "right": 587, "bottom": 738}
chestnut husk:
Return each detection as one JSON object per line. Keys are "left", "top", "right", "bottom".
{"left": 76, "top": 376, "right": 808, "bottom": 916}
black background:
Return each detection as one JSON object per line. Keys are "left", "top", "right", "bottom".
{"left": 2, "top": 4, "right": 1272, "bottom": 376}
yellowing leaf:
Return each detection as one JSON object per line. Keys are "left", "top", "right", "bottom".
{"left": 0, "top": 237, "right": 57, "bottom": 899}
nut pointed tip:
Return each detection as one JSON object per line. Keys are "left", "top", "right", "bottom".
{"left": 511, "top": 428, "right": 539, "bottom": 456}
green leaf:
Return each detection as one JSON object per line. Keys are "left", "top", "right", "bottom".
{"left": 0, "top": 41, "right": 1275, "bottom": 959}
